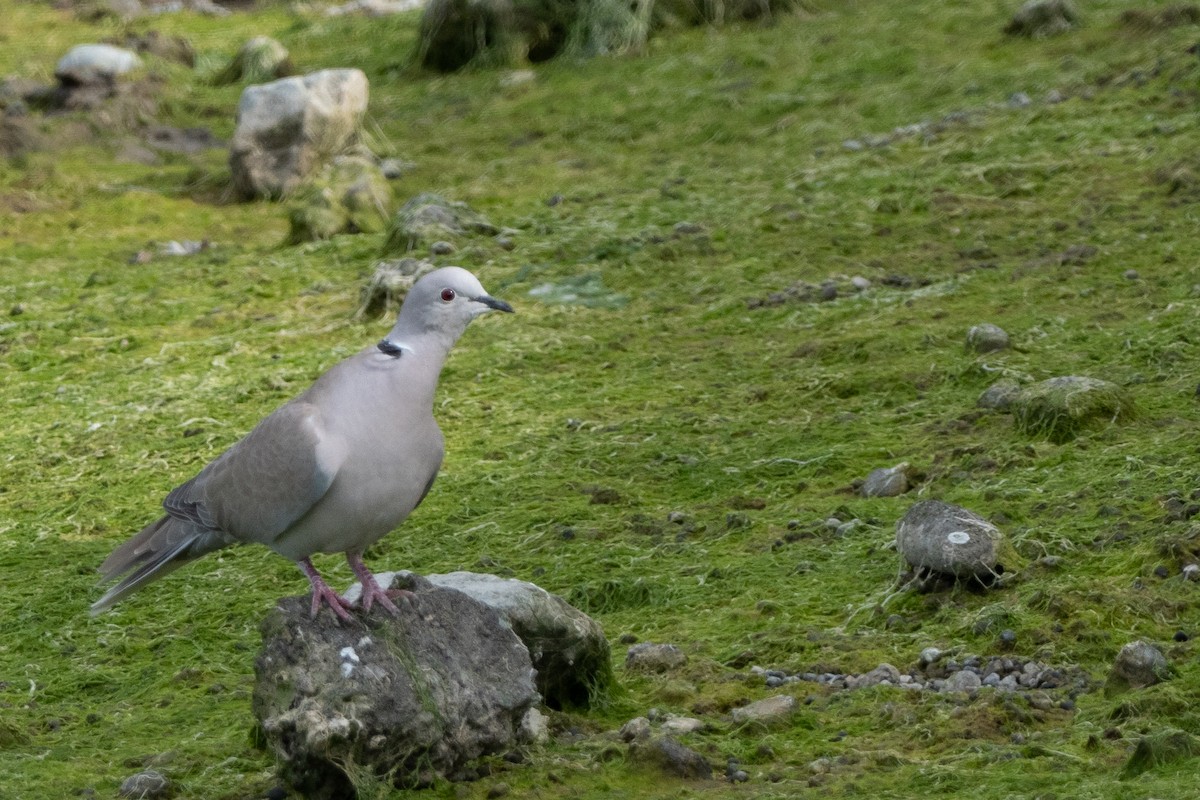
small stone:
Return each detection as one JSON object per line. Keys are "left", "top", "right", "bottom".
{"left": 861, "top": 462, "right": 910, "bottom": 498}
{"left": 518, "top": 707, "right": 548, "bottom": 744}
{"left": 966, "top": 323, "right": 1010, "bottom": 353}
{"left": 495, "top": 236, "right": 515, "bottom": 251}
{"left": 1174, "top": 631, "right": 1189, "bottom": 642}
{"left": 943, "top": 670, "right": 981, "bottom": 692}
{"left": 119, "top": 770, "right": 169, "bottom": 799}
{"left": 628, "top": 735, "right": 712, "bottom": 779}
{"left": 379, "top": 158, "right": 413, "bottom": 179}
{"left": 731, "top": 695, "right": 796, "bottom": 725}
{"left": 824, "top": 517, "right": 843, "bottom": 530}
{"left": 1000, "top": 630, "right": 1017, "bottom": 644}
{"left": 766, "top": 675, "right": 783, "bottom": 688}
{"left": 919, "top": 647, "right": 943, "bottom": 666}
{"left": 1154, "top": 565, "right": 1170, "bottom": 579}
{"left": 487, "top": 784, "right": 510, "bottom": 799}
{"left": 978, "top": 380, "right": 1021, "bottom": 410}
{"left": 730, "top": 770, "right": 749, "bottom": 783}
{"left": 430, "top": 240, "right": 456, "bottom": 255}
{"left": 1008, "top": 92, "right": 1032, "bottom": 108}
{"left": 1124, "top": 269, "right": 1140, "bottom": 280}
{"left": 661, "top": 716, "right": 703, "bottom": 735}
{"left": 673, "top": 221, "right": 704, "bottom": 235}
{"left": 1045, "top": 88, "right": 1066, "bottom": 103}
{"left": 842, "top": 139, "right": 864, "bottom": 151}
{"left": 667, "top": 511, "right": 687, "bottom": 524}
{"left": 1108, "top": 640, "right": 1170, "bottom": 692}
{"left": 1183, "top": 564, "right": 1199, "bottom": 581}
{"left": 619, "top": 717, "right": 650, "bottom": 742}
{"left": 851, "top": 275, "right": 871, "bottom": 291}
{"left": 625, "top": 643, "right": 687, "bottom": 673}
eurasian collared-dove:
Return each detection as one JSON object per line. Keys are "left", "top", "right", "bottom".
{"left": 91, "top": 267, "right": 513, "bottom": 622}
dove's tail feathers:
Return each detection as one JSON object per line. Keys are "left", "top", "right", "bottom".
{"left": 91, "top": 517, "right": 225, "bottom": 615}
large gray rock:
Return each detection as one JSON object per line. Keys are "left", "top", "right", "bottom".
{"left": 253, "top": 574, "right": 538, "bottom": 798}
{"left": 55, "top": 44, "right": 142, "bottom": 86}
{"left": 229, "top": 69, "right": 369, "bottom": 200}
{"left": 895, "top": 500, "right": 1002, "bottom": 579}
{"left": 348, "top": 570, "right": 612, "bottom": 708}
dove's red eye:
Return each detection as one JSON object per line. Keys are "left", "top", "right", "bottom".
{"left": 440, "top": 288, "right": 456, "bottom": 302}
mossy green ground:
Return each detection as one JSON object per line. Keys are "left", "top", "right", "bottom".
{"left": 3, "top": 0, "right": 1200, "bottom": 797}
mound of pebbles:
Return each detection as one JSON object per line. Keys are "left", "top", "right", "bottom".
{"left": 749, "top": 648, "right": 1088, "bottom": 697}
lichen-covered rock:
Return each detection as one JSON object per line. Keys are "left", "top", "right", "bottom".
{"left": 1107, "top": 640, "right": 1171, "bottom": 694}
{"left": 348, "top": 570, "right": 612, "bottom": 709}
{"left": 896, "top": 500, "right": 1002, "bottom": 579}
{"left": 1004, "top": 0, "right": 1079, "bottom": 37}
{"left": 381, "top": 193, "right": 498, "bottom": 254}
{"left": 286, "top": 155, "right": 393, "bottom": 243}
{"left": 229, "top": 69, "right": 369, "bottom": 200}
{"left": 118, "top": 769, "right": 169, "bottom": 798}
{"left": 253, "top": 575, "right": 538, "bottom": 797}
{"left": 214, "top": 36, "right": 292, "bottom": 86}
{"left": 1012, "top": 375, "right": 1134, "bottom": 443}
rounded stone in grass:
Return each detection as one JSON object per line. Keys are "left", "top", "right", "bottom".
{"left": 119, "top": 769, "right": 169, "bottom": 799}
{"left": 861, "top": 462, "right": 911, "bottom": 498}
{"left": 1107, "top": 640, "right": 1171, "bottom": 695}
{"left": 895, "top": 500, "right": 1004, "bottom": 580}
{"left": 1011, "top": 376, "right": 1134, "bottom": 443}
{"left": 626, "top": 643, "right": 687, "bottom": 673}
{"left": 1004, "top": 0, "right": 1080, "bottom": 38}
{"left": 966, "top": 323, "right": 1009, "bottom": 353}
{"left": 978, "top": 380, "right": 1021, "bottom": 411}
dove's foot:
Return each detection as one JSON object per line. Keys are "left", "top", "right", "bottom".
{"left": 298, "top": 557, "right": 355, "bottom": 623}
{"left": 347, "top": 553, "right": 402, "bottom": 616}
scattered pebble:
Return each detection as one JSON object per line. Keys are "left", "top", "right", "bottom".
{"left": 1183, "top": 564, "right": 1199, "bottom": 581}
{"left": 430, "top": 240, "right": 455, "bottom": 256}
{"left": 1123, "top": 269, "right": 1140, "bottom": 280}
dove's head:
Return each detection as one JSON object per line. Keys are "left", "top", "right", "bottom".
{"left": 384, "top": 267, "right": 513, "bottom": 352}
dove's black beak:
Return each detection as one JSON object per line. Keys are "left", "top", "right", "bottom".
{"left": 475, "top": 295, "right": 514, "bottom": 313}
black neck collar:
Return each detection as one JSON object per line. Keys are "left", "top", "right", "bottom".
{"left": 377, "top": 338, "right": 405, "bottom": 358}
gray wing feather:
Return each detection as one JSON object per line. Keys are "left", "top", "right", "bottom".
{"left": 163, "top": 401, "right": 342, "bottom": 545}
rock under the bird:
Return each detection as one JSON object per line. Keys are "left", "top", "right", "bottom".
{"left": 348, "top": 570, "right": 611, "bottom": 709}
{"left": 625, "top": 643, "right": 687, "bottom": 673}
{"left": 356, "top": 257, "right": 435, "bottom": 318}
{"left": 253, "top": 575, "right": 538, "bottom": 797}
{"left": 895, "top": 499, "right": 1003, "bottom": 579}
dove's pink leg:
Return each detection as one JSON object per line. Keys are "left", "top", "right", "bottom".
{"left": 298, "top": 558, "right": 355, "bottom": 623}
{"left": 346, "top": 554, "right": 405, "bottom": 615}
